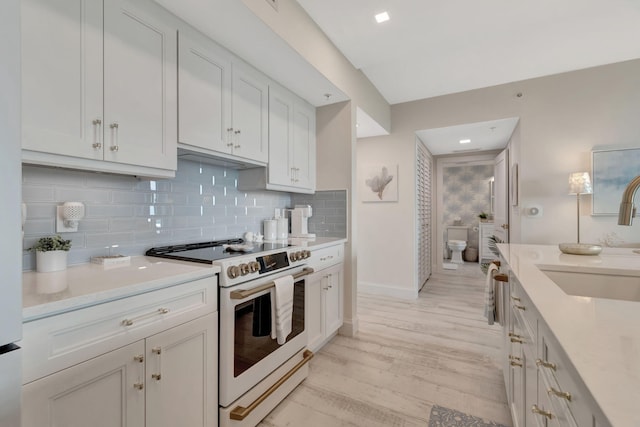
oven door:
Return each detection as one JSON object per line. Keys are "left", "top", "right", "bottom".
{"left": 219, "top": 266, "right": 310, "bottom": 407}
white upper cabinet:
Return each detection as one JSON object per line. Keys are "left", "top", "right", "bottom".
{"left": 266, "top": 84, "right": 315, "bottom": 192}
{"left": 230, "top": 63, "right": 269, "bottom": 163}
{"left": 238, "top": 83, "right": 316, "bottom": 193}
{"left": 178, "top": 31, "right": 232, "bottom": 155}
{"left": 177, "top": 31, "right": 268, "bottom": 165}
{"left": 22, "top": 0, "right": 177, "bottom": 178}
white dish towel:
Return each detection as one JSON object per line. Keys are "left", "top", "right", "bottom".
{"left": 271, "top": 275, "right": 294, "bottom": 345}
{"left": 484, "top": 263, "right": 499, "bottom": 325}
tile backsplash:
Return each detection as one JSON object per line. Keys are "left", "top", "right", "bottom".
{"left": 22, "top": 159, "right": 291, "bottom": 270}
{"left": 290, "top": 190, "right": 348, "bottom": 238}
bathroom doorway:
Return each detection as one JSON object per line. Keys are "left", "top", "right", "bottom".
{"left": 436, "top": 154, "right": 498, "bottom": 276}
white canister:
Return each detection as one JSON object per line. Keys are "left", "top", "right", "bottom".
{"left": 263, "top": 219, "right": 277, "bottom": 241}
{"left": 276, "top": 217, "right": 288, "bottom": 240}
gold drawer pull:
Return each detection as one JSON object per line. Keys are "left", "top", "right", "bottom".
{"left": 531, "top": 404, "right": 553, "bottom": 420}
{"left": 509, "top": 355, "right": 521, "bottom": 361}
{"left": 510, "top": 361, "right": 523, "bottom": 367}
{"left": 514, "top": 304, "right": 526, "bottom": 310}
{"left": 548, "top": 387, "right": 572, "bottom": 401}
{"left": 511, "top": 296, "right": 521, "bottom": 301}
{"left": 536, "top": 358, "right": 557, "bottom": 371}
{"left": 133, "top": 383, "right": 144, "bottom": 390}
{"left": 230, "top": 350, "right": 314, "bottom": 420}
{"left": 510, "top": 337, "right": 524, "bottom": 344}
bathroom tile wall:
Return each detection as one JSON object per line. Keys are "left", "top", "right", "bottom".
{"left": 22, "top": 159, "right": 290, "bottom": 270}
{"left": 290, "top": 190, "right": 347, "bottom": 238}
{"left": 443, "top": 164, "right": 494, "bottom": 250}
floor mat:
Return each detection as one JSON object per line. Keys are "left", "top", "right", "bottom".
{"left": 428, "top": 405, "right": 509, "bottom": 427}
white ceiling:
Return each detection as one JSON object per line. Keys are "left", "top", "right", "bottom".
{"left": 296, "top": 0, "right": 640, "bottom": 105}
{"left": 416, "top": 118, "right": 519, "bottom": 156}
{"left": 156, "top": 0, "right": 640, "bottom": 155}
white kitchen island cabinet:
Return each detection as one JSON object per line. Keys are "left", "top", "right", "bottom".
{"left": 21, "top": 0, "right": 177, "bottom": 178}
{"left": 177, "top": 28, "right": 268, "bottom": 166}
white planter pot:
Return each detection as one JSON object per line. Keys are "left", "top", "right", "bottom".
{"left": 36, "top": 250, "right": 68, "bottom": 273}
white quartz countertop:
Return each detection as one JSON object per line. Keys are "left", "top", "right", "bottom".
{"left": 499, "top": 244, "right": 640, "bottom": 427}
{"left": 23, "top": 256, "right": 219, "bottom": 322}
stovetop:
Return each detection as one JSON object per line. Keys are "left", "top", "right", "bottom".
{"left": 145, "top": 239, "right": 292, "bottom": 264}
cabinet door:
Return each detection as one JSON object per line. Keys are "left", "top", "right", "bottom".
{"left": 292, "top": 101, "right": 316, "bottom": 190}
{"left": 145, "top": 313, "right": 217, "bottom": 427}
{"left": 178, "top": 32, "right": 232, "bottom": 154}
{"left": 231, "top": 63, "right": 268, "bottom": 163}
{"left": 305, "top": 271, "right": 325, "bottom": 352}
{"left": 268, "top": 86, "right": 294, "bottom": 186}
{"left": 22, "top": 0, "right": 103, "bottom": 160}
{"left": 22, "top": 341, "right": 145, "bottom": 427}
{"left": 103, "top": 0, "right": 177, "bottom": 171}
{"left": 324, "top": 264, "right": 344, "bottom": 337}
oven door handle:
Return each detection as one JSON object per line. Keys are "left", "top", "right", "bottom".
{"left": 230, "top": 350, "right": 315, "bottom": 421}
{"left": 229, "top": 267, "right": 315, "bottom": 300}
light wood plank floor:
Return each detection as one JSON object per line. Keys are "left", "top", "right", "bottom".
{"left": 259, "top": 264, "right": 512, "bottom": 427}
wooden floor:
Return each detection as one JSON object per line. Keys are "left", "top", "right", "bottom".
{"left": 259, "top": 263, "right": 512, "bottom": 427}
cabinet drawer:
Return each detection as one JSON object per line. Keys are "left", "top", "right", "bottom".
{"left": 510, "top": 276, "right": 537, "bottom": 343}
{"left": 307, "top": 244, "right": 344, "bottom": 271}
{"left": 23, "top": 277, "right": 217, "bottom": 384}
{"left": 538, "top": 328, "right": 594, "bottom": 427}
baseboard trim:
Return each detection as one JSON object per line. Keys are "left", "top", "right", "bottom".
{"left": 339, "top": 317, "right": 359, "bottom": 337}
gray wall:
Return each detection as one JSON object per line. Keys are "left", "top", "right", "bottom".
{"left": 22, "top": 159, "right": 291, "bottom": 270}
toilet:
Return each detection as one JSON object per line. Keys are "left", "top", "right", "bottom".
{"left": 447, "top": 226, "right": 469, "bottom": 264}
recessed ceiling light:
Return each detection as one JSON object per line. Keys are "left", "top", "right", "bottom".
{"left": 375, "top": 11, "right": 390, "bottom": 23}
{"left": 459, "top": 139, "right": 471, "bottom": 144}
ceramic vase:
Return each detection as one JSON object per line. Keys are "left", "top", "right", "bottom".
{"left": 36, "top": 250, "right": 68, "bottom": 273}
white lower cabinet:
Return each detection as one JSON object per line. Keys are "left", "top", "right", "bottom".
{"left": 503, "top": 272, "right": 610, "bottom": 427}
{"left": 306, "top": 262, "right": 344, "bottom": 352}
{"left": 23, "top": 313, "right": 217, "bottom": 427}
{"left": 22, "top": 277, "right": 218, "bottom": 427}
{"left": 23, "top": 341, "right": 146, "bottom": 427}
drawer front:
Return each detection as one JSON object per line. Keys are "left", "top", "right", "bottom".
{"left": 510, "top": 276, "right": 537, "bottom": 343}
{"left": 307, "top": 244, "right": 344, "bottom": 271}
{"left": 539, "top": 329, "right": 593, "bottom": 427}
{"left": 23, "top": 277, "right": 217, "bottom": 384}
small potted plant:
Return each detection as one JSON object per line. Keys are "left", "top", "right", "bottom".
{"left": 29, "top": 235, "right": 72, "bottom": 273}
{"left": 478, "top": 211, "right": 488, "bottom": 222}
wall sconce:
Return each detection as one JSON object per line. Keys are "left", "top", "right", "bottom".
{"left": 56, "top": 202, "right": 85, "bottom": 232}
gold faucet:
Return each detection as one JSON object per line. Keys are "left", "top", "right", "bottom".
{"left": 618, "top": 175, "right": 640, "bottom": 225}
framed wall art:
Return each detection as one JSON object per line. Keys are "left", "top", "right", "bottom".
{"left": 361, "top": 164, "right": 398, "bottom": 202}
{"left": 592, "top": 147, "right": 640, "bottom": 215}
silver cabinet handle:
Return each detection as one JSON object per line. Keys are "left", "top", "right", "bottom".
{"left": 226, "top": 128, "right": 234, "bottom": 147}
{"left": 92, "top": 119, "right": 102, "bottom": 149}
{"left": 133, "top": 353, "right": 144, "bottom": 390}
{"left": 234, "top": 129, "right": 241, "bottom": 148}
{"left": 109, "top": 122, "right": 119, "bottom": 152}
{"left": 121, "top": 307, "right": 170, "bottom": 327}
{"left": 151, "top": 347, "right": 162, "bottom": 381}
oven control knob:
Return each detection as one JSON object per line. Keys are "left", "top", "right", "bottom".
{"left": 302, "top": 250, "right": 311, "bottom": 259}
{"left": 295, "top": 251, "right": 303, "bottom": 261}
{"left": 239, "top": 263, "right": 250, "bottom": 276}
{"left": 249, "top": 261, "right": 260, "bottom": 273}
{"left": 289, "top": 252, "right": 298, "bottom": 262}
{"left": 227, "top": 265, "right": 241, "bottom": 279}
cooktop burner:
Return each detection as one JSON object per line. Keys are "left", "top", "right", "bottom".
{"left": 145, "top": 239, "right": 291, "bottom": 264}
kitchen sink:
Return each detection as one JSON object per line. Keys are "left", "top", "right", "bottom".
{"left": 539, "top": 266, "right": 640, "bottom": 302}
